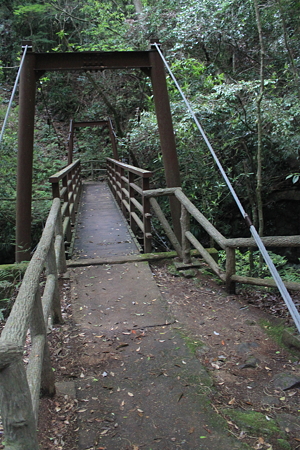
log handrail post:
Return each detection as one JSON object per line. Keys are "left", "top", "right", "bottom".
{"left": 225, "top": 246, "right": 236, "bottom": 294}
{"left": 129, "top": 172, "right": 137, "bottom": 235}
{"left": 142, "top": 177, "right": 152, "bottom": 253}
{"left": 0, "top": 343, "right": 39, "bottom": 449}
{"left": 51, "top": 181, "right": 60, "bottom": 199}
{"left": 120, "top": 166, "right": 126, "bottom": 216}
{"left": 67, "top": 170, "right": 75, "bottom": 223}
{"left": 46, "top": 239, "right": 63, "bottom": 325}
{"left": 180, "top": 203, "right": 191, "bottom": 263}
{"left": 55, "top": 205, "right": 67, "bottom": 273}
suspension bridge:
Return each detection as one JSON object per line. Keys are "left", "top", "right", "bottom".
{"left": 0, "top": 43, "right": 300, "bottom": 449}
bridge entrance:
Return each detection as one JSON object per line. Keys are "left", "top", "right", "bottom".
{"left": 16, "top": 41, "right": 181, "bottom": 261}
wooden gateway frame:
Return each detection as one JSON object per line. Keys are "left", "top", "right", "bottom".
{"left": 16, "top": 41, "right": 181, "bottom": 261}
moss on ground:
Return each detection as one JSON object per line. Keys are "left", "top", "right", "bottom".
{"left": 276, "top": 438, "right": 291, "bottom": 449}
{"left": 223, "top": 409, "right": 284, "bottom": 438}
{"left": 259, "top": 318, "right": 299, "bottom": 356}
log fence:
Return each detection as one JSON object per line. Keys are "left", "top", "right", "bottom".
{"left": 105, "top": 158, "right": 300, "bottom": 293}
{"left": 49, "top": 159, "right": 82, "bottom": 252}
{"left": 106, "top": 157, "right": 153, "bottom": 253}
{"left": 0, "top": 198, "right": 66, "bottom": 449}
{"left": 141, "top": 186, "right": 300, "bottom": 293}
{"left": 81, "top": 159, "right": 106, "bottom": 180}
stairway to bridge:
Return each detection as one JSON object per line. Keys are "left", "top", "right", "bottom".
{"left": 62, "top": 181, "right": 246, "bottom": 450}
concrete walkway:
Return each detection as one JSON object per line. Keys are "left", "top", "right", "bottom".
{"left": 68, "top": 182, "right": 248, "bottom": 449}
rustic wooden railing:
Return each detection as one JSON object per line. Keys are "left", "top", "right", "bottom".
{"left": 107, "top": 157, "right": 153, "bottom": 253}
{"left": 0, "top": 198, "right": 66, "bottom": 449}
{"left": 81, "top": 159, "right": 106, "bottom": 180}
{"left": 49, "top": 159, "right": 82, "bottom": 251}
{"left": 141, "top": 186, "right": 300, "bottom": 294}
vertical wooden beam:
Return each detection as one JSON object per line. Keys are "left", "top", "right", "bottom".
{"left": 16, "top": 48, "right": 36, "bottom": 262}
{"left": 0, "top": 344, "right": 39, "bottom": 449}
{"left": 142, "top": 177, "right": 152, "bottom": 253}
{"left": 225, "top": 247, "right": 236, "bottom": 294}
{"left": 180, "top": 204, "right": 191, "bottom": 264}
{"left": 129, "top": 172, "right": 137, "bottom": 235}
{"left": 149, "top": 45, "right": 181, "bottom": 241}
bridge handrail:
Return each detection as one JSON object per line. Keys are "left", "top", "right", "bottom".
{"left": 143, "top": 187, "right": 300, "bottom": 294}
{"left": 0, "top": 197, "right": 66, "bottom": 449}
{"left": 106, "top": 158, "right": 153, "bottom": 252}
{"left": 106, "top": 157, "right": 152, "bottom": 177}
{"left": 49, "top": 159, "right": 82, "bottom": 252}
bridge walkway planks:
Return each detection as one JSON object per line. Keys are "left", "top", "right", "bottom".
{"left": 72, "top": 181, "right": 139, "bottom": 260}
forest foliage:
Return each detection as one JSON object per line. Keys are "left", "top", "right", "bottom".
{"left": 0, "top": 0, "right": 300, "bottom": 262}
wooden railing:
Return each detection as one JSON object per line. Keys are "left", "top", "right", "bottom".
{"left": 0, "top": 198, "right": 66, "bottom": 449}
{"left": 81, "top": 159, "right": 106, "bottom": 180}
{"left": 49, "top": 159, "right": 82, "bottom": 251}
{"left": 141, "top": 187, "right": 300, "bottom": 293}
{"left": 107, "top": 158, "right": 153, "bottom": 253}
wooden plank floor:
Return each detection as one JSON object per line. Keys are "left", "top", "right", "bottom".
{"left": 72, "top": 181, "right": 139, "bottom": 259}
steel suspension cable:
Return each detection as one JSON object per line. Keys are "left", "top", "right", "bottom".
{"left": 0, "top": 45, "right": 29, "bottom": 145}
{"left": 152, "top": 42, "right": 300, "bottom": 333}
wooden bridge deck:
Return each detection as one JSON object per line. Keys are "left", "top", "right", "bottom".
{"left": 72, "top": 181, "right": 139, "bottom": 260}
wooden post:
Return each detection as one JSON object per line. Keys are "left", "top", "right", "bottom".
{"left": 46, "top": 239, "right": 63, "bottom": 325}
{"left": 149, "top": 45, "right": 181, "bottom": 241}
{"left": 0, "top": 343, "right": 39, "bottom": 449}
{"left": 67, "top": 170, "right": 75, "bottom": 223}
{"left": 129, "top": 172, "right": 137, "bottom": 235}
{"left": 180, "top": 204, "right": 191, "bottom": 264}
{"left": 225, "top": 247, "right": 236, "bottom": 294}
{"left": 149, "top": 197, "right": 182, "bottom": 257}
{"left": 142, "top": 177, "right": 152, "bottom": 253}
{"left": 62, "top": 176, "right": 71, "bottom": 243}
{"left": 55, "top": 201, "right": 67, "bottom": 274}
{"left": 120, "top": 167, "right": 126, "bottom": 216}
{"left": 28, "top": 289, "right": 55, "bottom": 420}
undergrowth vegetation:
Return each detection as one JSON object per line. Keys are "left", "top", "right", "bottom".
{"left": 0, "top": 0, "right": 300, "bottom": 265}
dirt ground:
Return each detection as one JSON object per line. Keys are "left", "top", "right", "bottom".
{"left": 6, "top": 258, "right": 299, "bottom": 450}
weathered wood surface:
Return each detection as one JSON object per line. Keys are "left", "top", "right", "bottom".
{"left": 225, "top": 247, "right": 236, "bottom": 294}
{"left": 143, "top": 187, "right": 178, "bottom": 198}
{"left": 0, "top": 197, "right": 66, "bottom": 448}
{"left": 174, "top": 189, "right": 227, "bottom": 249}
{"left": 0, "top": 343, "right": 39, "bottom": 450}
{"left": 1, "top": 199, "right": 62, "bottom": 344}
{"left": 185, "top": 231, "right": 225, "bottom": 280}
{"left": 231, "top": 273, "right": 300, "bottom": 291}
{"left": 225, "top": 235, "right": 300, "bottom": 248}
{"left": 49, "top": 159, "right": 80, "bottom": 183}
{"left": 149, "top": 197, "right": 182, "bottom": 257}
{"left": 181, "top": 204, "right": 191, "bottom": 264}
{"left": 107, "top": 157, "right": 152, "bottom": 177}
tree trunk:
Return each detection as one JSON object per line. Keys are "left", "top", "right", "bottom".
{"left": 253, "top": 0, "right": 265, "bottom": 238}
{"left": 133, "top": 0, "right": 143, "bottom": 14}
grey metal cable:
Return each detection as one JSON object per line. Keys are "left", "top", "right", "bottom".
{"left": 152, "top": 42, "right": 300, "bottom": 333}
{"left": 0, "top": 45, "right": 29, "bottom": 145}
